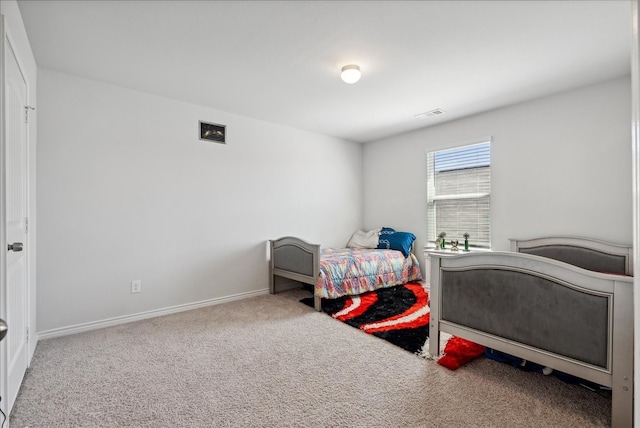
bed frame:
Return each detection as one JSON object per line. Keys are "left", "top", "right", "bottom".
{"left": 269, "top": 236, "right": 322, "bottom": 310}
{"left": 269, "top": 235, "right": 419, "bottom": 312}
{"left": 428, "top": 237, "right": 633, "bottom": 427}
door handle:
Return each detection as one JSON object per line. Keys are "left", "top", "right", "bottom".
{"left": 0, "top": 319, "right": 7, "bottom": 342}
{"left": 7, "top": 242, "right": 23, "bottom": 252}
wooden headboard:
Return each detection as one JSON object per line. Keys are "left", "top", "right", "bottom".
{"left": 510, "top": 236, "right": 633, "bottom": 276}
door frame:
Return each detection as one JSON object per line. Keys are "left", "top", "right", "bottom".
{"left": 0, "top": 12, "right": 33, "bottom": 418}
{"left": 0, "top": 13, "right": 8, "bottom": 420}
{"left": 632, "top": 1, "right": 639, "bottom": 423}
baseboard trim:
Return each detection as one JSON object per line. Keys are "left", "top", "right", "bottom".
{"left": 37, "top": 288, "right": 270, "bottom": 341}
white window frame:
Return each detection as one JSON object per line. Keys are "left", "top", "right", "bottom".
{"left": 426, "top": 138, "right": 492, "bottom": 249}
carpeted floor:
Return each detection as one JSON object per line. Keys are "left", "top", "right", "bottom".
{"left": 10, "top": 287, "right": 611, "bottom": 427}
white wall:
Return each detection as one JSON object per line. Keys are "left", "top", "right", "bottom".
{"left": 363, "top": 77, "right": 632, "bottom": 254}
{"left": 34, "top": 67, "right": 633, "bottom": 334}
{"left": 1, "top": 0, "right": 37, "bottom": 358}
{"left": 37, "top": 68, "right": 363, "bottom": 333}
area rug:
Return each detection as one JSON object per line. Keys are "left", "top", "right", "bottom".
{"left": 301, "top": 283, "right": 485, "bottom": 367}
{"left": 301, "top": 283, "right": 432, "bottom": 357}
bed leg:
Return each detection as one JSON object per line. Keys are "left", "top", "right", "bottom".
{"left": 314, "top": 295, "right": 321, "bottom": 312}
{"left": 611, "top": 281, "right": 633, "bottom": 427}
{"left": 428, "top": 269, "right": 441, "bottom": 358}
{"left": 611, "top": 386, "right": 633, "bottom": 428}
{"left": 429, "top": 322, "right": 441, "bottom": 358}
{"left": 269, "top": 274, "right": 275, "bottom": 294}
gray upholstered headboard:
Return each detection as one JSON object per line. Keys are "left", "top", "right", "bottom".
{"left": 510, "top": 236, "right": 633, "bottom": 276}
{"left": 440, "top": 266, "right": 609, "bottom": 368}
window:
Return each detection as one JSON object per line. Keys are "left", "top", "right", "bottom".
{"left": 427, "top": 140, "right": 491, "bottom": 249}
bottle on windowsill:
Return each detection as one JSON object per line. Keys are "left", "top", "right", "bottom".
{"left": 438, "top": 232, "right": 446, "bottom": 250}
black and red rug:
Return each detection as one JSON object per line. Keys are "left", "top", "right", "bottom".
{"left": 301, "top": 282, "right": 486, "bottom": 368}
{"left": 301, "top": 282, "right": 432, "bottom": 356}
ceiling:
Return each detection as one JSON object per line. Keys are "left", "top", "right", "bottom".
{"left": 17, "top": 0, "right": 632, "bottom": 143}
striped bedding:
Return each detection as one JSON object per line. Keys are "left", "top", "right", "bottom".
{"left": 315, "top": 248, "right": 423, "bottom": 299}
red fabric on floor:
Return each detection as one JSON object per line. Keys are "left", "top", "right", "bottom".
{"left": 437, "top": 336, "right": 485, "bottom": 370}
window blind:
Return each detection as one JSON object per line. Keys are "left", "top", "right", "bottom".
{"left": 427, "top": 141, "right": 491, "bottom": 248}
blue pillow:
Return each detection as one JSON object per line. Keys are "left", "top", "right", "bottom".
{"left": 380, "top": 227, "right": 395, "bottom": 235}
{"left": 377, "top": 228, "right": 416, "bottom": 257}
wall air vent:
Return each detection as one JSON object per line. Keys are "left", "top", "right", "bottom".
{"left": 414, "top": 108, "right": 446, "bottom": 119}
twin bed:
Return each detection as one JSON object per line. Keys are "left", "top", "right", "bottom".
{"left": 428, "top": 236, "right": 633, "bottom": 427}
{"left": 269, "top": 235, "right": 422, "bottom": 311}
{"left": 270, "top": 234, "right": 634, "bottom": 426}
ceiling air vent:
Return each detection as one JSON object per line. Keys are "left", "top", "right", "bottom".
{"left": 414, "top": 108, "right": 446, "bottom": 119}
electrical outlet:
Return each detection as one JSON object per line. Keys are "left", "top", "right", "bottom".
{"left": 131, "top": 280, "right": 142, "bottom": 293}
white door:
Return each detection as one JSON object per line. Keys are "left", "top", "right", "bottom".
{"left": 3, "top": 31, "right": 29, "bottom": 413}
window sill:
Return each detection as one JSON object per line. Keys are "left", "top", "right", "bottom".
{"left": 423, "top": 247, "right": 492, "bottom": 257}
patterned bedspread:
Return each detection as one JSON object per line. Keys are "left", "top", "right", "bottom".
{"left": 315, "top": 248, "right": 423, "bottom": 299}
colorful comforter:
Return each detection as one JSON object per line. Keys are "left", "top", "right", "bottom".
{"left": 315, "top": 248, "right": 423, "bottom": 299}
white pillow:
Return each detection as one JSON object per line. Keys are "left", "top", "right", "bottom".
{"left": 346, "top": 228, "right": 381, "bottom": 248}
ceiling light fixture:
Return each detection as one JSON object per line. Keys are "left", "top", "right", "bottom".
{"left": 340, "top": 64, "right": 361, "bottom": 84}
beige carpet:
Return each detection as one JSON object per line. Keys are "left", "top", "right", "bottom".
{"left": 10, "top": 288, "right": 610, "bottom": 427}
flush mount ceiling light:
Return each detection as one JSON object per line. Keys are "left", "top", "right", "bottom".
{"left": 340, "top": 64, "right": 361, "bottom": 84}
